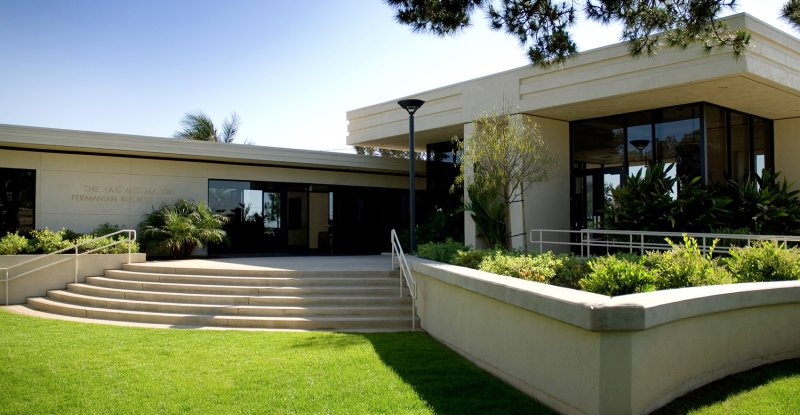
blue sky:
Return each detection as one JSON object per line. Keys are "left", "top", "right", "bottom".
{"left": 0, "top": 0, "right": 796, "bottom": 151}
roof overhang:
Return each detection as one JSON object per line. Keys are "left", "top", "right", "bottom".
{"left": 347, "top": 13, "right": 800, "bottom": 149}
{"left": 0, "top": 124, "right": 425, "bottom": 175}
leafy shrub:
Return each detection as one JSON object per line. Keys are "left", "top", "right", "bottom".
{"left": 580, "top": 255, "right": 656, "bottom": 296}
{"left": 451, "top": 248, "right": 496, "bottom": 269}
{"left": 642, "top": 235, "right": 732, "bottom": 289}
{"left": 0, "top": 232, "right": 31, "bottom": 255}
{"left": 93, "top": 223, "right": 122, "bottom": 236}
{"left": 550, "top": 254, "right": 590, "bottom": 289}
{"left": 478, "top": 251, "right": 562, "bottom": 283}
{"left": 606, "top": 163, "right": 678, "bottom": 232}
{"left": 725, "top": 170, "right": 800, "bottom": 235}
{"left": 74, "top": 234, "right": 139, "bottom": 254}
{"left": 29, "top": 228, "right": 73, "bottom": 253}
{"left": 725, "top": 241, "right": 800, "bottom": 282}
{"left": 416, "top": 239, "right": 468, "bottom": 263}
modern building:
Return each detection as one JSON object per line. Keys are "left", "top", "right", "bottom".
{"left": 347, "top": 13, "right": 800, "bottom": 249}
{"left": 0, "top": 124, "right": 427, "bottom": 254}
{"left": 2, "top": 13, "right": 799, "bottom": 254}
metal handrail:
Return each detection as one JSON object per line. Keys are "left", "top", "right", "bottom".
{"left": 529, "top": 228, "right": 800, "bottom": 257}
{"left": 2, "top": 229, "right": 137, "bottom": 305}
{"left": 390, "top": 229, "right": 417, "bottom": 331}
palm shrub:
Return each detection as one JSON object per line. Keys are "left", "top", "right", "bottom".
{"left": 725, "top": 241, "right": 800, "bottom": 282}
{"left": 642, "top": 235, "right": 732, "bottom": 289}
{"left": 464, "top": 182, "right": 507, "bottom": 248}
{"left": 606, "top": 163, "right": 677, "bottom": 231}
{"left": 725, "top": 170, "right": 800, "bottom": 235}
{"left": 140, "top": 199, "right": 228, "bottom": 259}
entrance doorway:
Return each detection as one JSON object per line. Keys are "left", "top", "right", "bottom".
{"left": 572, "top": 168, "right": 622, "bottom": 230}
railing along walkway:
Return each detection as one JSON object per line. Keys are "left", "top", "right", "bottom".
{"left": 390, "top": 229, "right": 417, "bottom": 331}
{"left": 529, "top": 228, "right": 800, "bottom": 257}
{"left": 2, "top": 230, "right": 136, "bottom": 305}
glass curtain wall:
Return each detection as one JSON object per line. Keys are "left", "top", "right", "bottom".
{"left": 209, "top": 180, "right": 409, "bottom": 255}
{"left": 571, "top": 103, "right": 773, "bottom": 230}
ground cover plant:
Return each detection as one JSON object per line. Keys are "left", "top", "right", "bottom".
{"left": 0, "top": 309, "right": 551, "bottom": 415}
{"left": 0, "top": 224, "right": 138, "bottom": 255}
{"left": 416, "top": 236, "right": 800, "bottom": 296}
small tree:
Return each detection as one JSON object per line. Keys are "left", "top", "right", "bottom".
{"left": 455, "top": 111, "right": 556, "bottom": 248}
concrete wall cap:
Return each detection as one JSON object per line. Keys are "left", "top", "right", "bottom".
{"left": 409, "top": 256, "right": 800, "bottom": 331}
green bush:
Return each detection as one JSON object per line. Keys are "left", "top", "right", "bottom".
{"left": 725, "top": 241, "right": 800, "bottom": 282}
{"left": 74, "top": 234, "right": 139, "bottom": 254}
{"left": 642, "top": 235, "right": 733, "bottom": 289}
{"left": 0, "top": 232, "right": 31, "bottom": 255}
{"left": 550, "top": 254, "right": 590, "bottom": 289}
{"left": 478, "top": 251, "right": 562, "bottom": 283}
{"left": 451, "top": 248, "right": 495, "bottom": 269}
{"left": 140, "top": 199, "right": 228, "bottom": 258}
{"left": 93, "top": 223, "right": 122, "bottom": 236}
{"left": 415, "top": 239, "right": 468, "bottom": 263}
{"left": 580, "top": 255, "right": 656, "bottom": 296}
{"left": 30, "top": 228, "right": 73, "bottom": 253}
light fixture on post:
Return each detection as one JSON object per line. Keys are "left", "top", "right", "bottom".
{"left": 398, "top": 98, "right": 425, "bottom": 253}
{"left": 630, "top": 139, "right": 651, "bottom": 162}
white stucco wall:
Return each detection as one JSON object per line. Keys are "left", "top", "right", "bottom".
{"left": 409, "top": 257, "right": 800, "bottom": 415}
{"left": 0, "top": 148, "right": 420, "bottom": 234}
{"left": 774, "top": 117, "right": 800, "bottom": 189}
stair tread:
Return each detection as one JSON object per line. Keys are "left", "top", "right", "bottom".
{"left": 29, "top": 297, "right": 412, "bottom": 321}
{"left": 50, "top": 290, "right": 409, "bottom": 310}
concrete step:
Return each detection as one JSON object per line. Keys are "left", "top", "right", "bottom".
{"left": 47, "top": 290, "right": 412, "bottom": 317}
{"left": 122, "top": 263, "right": 398, "bottom": 278}
{"left": 103, "top": 269, "right": 399, "bottom": 287}
{"left": 85, "top": 276, "right": 410, "bottom": 297}
{"left": 27, "top": 297, "right": 415, "bottom": 331}
{"left": 67, "top": 283, "right": 412, "bottom": 306}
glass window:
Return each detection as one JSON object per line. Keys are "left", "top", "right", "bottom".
{"left": 753, "top": 117, "right": 772, "bottom": 178}
{"left": 705, "top": 106, "right": 728, "bottom": 184}
{"left": 730, "top": 112, "right": 750, "bottom": 181}
{"left": 0, "top": 168, "right": 35, "bottom": 235}
{"left": 657, "top": 105, "right": 701, "bottom": 182}
{"left": 627, "top": 111, "right": 653, "bottom": 177}
{"left": 572, "top": 116, "right": 625, "bottom": 169}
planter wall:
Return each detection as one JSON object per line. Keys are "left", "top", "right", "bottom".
{"left": 1, "top": 253, "right": 146, "bottom": 305}
{"left": 410, "top": 258, "right": 800, "bottom": 415}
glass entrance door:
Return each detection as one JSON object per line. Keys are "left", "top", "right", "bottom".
{"left": 573, "top": 168, "right": 622, "bottom": 230}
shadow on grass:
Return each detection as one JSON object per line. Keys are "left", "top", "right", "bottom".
{"left": 653, "top": 358, "right": 800, "bottom": 414}
{"left": 361, "top": 331, "right": 556, "bottom": 415}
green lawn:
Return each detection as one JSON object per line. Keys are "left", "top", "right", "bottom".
{"left": 654, "top": 358, "right": 800, "bottom": 414}
{"left": 0, "top": 309, "right": 551, "bottom": 414}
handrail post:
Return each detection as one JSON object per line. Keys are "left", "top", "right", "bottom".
{"left": 127, "top": 230, "right": 132, "bottom": 264}
{"left": 4, "top": 268, "right": 8, "bottom": 306}
{"left": 74, "top": 245, "right": 79, "bottom": 284}
{"left": 539, "top": 230, "right": 543, "bottom": 253}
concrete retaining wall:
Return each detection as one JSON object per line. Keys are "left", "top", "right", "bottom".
{"left": 410, "top": 258, "right": 800, "bottom": 414}
{"left": 1, "top": 253, "right": 146, "bottom": 305}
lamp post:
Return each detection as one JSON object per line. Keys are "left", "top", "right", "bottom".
{"left": 398, "top": 98, "right": 425, "bottom": 253}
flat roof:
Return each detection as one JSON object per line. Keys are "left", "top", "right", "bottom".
{"left": 347, "top": 13, "right": 800, "bottom": 149}
{"left": 0, "top": 123, "right": 425, "bottom": 175}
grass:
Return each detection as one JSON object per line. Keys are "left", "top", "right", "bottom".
{"left": 0, "top": 309, "right": 552, "bottom": 414}
{"left": 653, "top": 358, "right": 800, "bottom": 414}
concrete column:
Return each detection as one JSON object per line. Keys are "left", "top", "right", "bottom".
{"left": 462, "top": 122, "right": 485, "bottom": 249}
